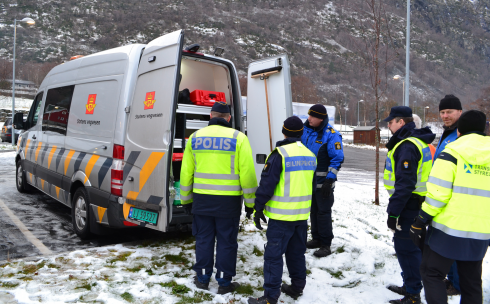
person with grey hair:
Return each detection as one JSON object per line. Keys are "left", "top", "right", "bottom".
{"left": 413, "top": 114, "right": 422, "bottom": 129}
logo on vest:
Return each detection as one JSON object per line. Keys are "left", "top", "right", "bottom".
{"left": 192, "top": 137, "right": 237, "bottom": 152}
{"left": 284, "top": 156, "right": 316, "bottom": 172}
{"left": 465, "top": 163, "right": 490, "bottom": 176}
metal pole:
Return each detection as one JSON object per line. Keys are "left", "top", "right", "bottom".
{"left": 404, "top": 0, "right": 411, "bottom": 107}
{"left": 357, "top": 101, "right": 360, "bottom": 126}
{"left": 423, "top": 108, "right": 426, "bottom": 127}
{"left": 402, "top": 81, "right": 405, "bottom": 106}
{"left": 11, "top": 19, "right": 17, "bottom": 146}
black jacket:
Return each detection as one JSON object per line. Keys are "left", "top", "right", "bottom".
{"left": 386, "top": 122, "right": 435, "bottom": 217}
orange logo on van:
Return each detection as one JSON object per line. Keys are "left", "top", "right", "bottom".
{"left": 144, "top": 92, "right": 156, "bottom": 110}
{"left": 86, "top": 94, "right": 97, "bottom": 114}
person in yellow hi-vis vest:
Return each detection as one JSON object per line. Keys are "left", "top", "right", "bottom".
{"left": 248, "top": 116, "right": 316, "bottom": 304}
{"left": 410, "top": 110, "right": 490, "bottom": 304}
{"left": 180, "top": 101, "right": 257, "bottom": 294}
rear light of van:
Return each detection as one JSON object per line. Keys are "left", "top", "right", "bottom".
{"left": 111, "top": 144, "right": 125, "bottom": 196}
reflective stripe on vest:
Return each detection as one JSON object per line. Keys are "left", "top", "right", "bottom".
{"left": 383, "top": 137, "right": 432, "bottom": 197}
{"left": 264, "top": 142, "right": 316, "bottom": 221}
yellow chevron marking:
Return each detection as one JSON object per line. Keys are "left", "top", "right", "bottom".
{"left": 139, "top": 152, "right": 165, "bottom": 191}
{"left": 40, "top": 179, "right": 45, "bottom": 190}
{"left": 25, "top": 139, "right": 31, "bottom": 154}
{"left": 29, "top": 173, "right": 33, "bottom": 182}
{"left": 35, "top": 142, "right": 43, "bottom": 162}
{"left": 123, "top": 202, "right": 135, "bottom": 219}
{"left": 127, "top": 191, "right": 139, "bottom": 200}
{"left": 84, "top": 155, "right": 100, "bottom": 184}
{"left": 64, "top": 150, "right": 76, "bottom": 175}
{"left": 55, "top": 186, "right": 60, "bottom": 198}
{"left": 97, "top": 206, "right": 107, "bottom": 224}
{"left": 47, "top": 146, "right": 58, "bottom": 169}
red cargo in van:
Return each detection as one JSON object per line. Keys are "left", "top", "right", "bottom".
{"left": 190, "top": 90, "right": 226, "bottom": 107}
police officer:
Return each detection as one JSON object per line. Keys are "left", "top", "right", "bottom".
{"left": 383, "top": 106, "right": 435, "bottom": 304}
{"left": 433, "top": 95, "right": 462, "bottom": 160}
{"left": 301, "top": 104, "right": 344, "bottom": 257}
{"left": 180, "top": 101, "right": 258, "bottom": 294}
{"left": 410, "top": 110, "right": 490, "bottom": 304}
{"left": 248, "top": 116, "right": 316, "bottom": 304}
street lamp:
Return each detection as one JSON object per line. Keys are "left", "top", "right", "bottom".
{"left": 423, "top": 106, "right": 430, "bottom": 127}
{"left": 11, "top": 17, "right": 35, "bottom": 146}
{"left": 344, "top": 107, "right": 349, "bottom": 131}
{"left": 357, "top": 99, "right": 364, "bottom": 126}
{"left": 393, "top": 75, "right": 405, "bottom": 106}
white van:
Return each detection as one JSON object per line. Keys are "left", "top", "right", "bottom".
{"left": 13, "top": 30, "right": 293, "bottom": 239}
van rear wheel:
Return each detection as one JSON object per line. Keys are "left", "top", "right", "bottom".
{"left": 72, "top": 187, "right": 92, "bottom": 239}
{"left": 16, "top": 161, "right": 32, "bottom": 193}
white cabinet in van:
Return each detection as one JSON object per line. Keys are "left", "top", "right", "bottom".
{"left": 14, "top": 29, "right": 292, "bottom": 239}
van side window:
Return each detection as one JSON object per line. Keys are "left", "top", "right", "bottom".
{"left": 42, "top": 85, "right": 75, "bottom": 135}
{"left": 26, "top": 92, "right": 43, "bottom": 129}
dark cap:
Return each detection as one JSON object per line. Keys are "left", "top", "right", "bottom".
{"left": 308, "top": 104, "right": 328, "bottom": 120}
{"left": 439, "top": 95, "right": 462, "bottom": 111}
{"left": 383, "top": 106, "right": 413, "bottom": 122}
{"left": 458, "top": 110, "right": 486, "bottom": 135}
{"left": 211, "top": 101, "right": 230, "bottom": 113}
{"left": 282, "top": 116, "right": 304, "bottom": 137}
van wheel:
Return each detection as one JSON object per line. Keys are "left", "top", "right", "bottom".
{"left": 16, "top": 161, "right": 32, "bottom": 193}
{"left": 72, "top": 187, "right": 92, "bottom": 239}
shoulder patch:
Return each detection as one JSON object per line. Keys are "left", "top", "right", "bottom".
{"left": 328, "top": 127, "right": 336, "bottom": 133}
{"left": 263, "top": 163, "right": 270, "bottom": 172}
{"left": 335, "top": 142, "right": 341, "bottom": 150}
{"left": 402, "top": 159, "right": 412, "bottom": 170}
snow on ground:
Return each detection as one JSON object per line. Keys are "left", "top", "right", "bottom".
{"left": 343, "top": 143, "right": 388, "bottom": 152}
{"left": 0, "top": 96, "right": 33, "bottom": 109}
{"left": 0, "top": 167, "right": 488, "bottom": 303}
{"left": 0, "top": 151, "right": 16, "bottom": 165}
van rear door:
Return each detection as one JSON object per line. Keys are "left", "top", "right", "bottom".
{"left": 123, "top": 30, "right": 184, "bottom": 232}
{"left": 246, "top": 54, "right": 293, "bottom": 183}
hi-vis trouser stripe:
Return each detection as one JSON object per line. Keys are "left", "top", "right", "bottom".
{"left": 270, "top": 147, "right": 313, "bottom": 204}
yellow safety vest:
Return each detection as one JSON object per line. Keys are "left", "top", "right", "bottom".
{"left": 264, "top": 141, "right": 317, "bottom": 221}
{"left": 384, "top": 137, "right": 433, "bottom": 197}
{"left": 422, "top": 134, "right": 490, "bottom": 240}
{"left": 180, "top": 124, "right": 257, "bottom": 207}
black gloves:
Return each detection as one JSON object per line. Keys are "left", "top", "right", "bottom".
{"left": 245, "top": 206, "right": 254, "bottom": 219}
{"left": 253, "top": 209, "right": 267, "bottom": 230}
{"left": 410, "top": 216, "right": 428, "bottom": 249}
{"left": 321, "top": 178, "right": 335, "bottom": 198}
{"left": 387, "top": 214, "right": 401, "bottom": 233}
{"left": 183, "top": 203, "right": 193, "bottom": 215}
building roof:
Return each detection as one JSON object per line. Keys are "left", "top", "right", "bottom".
{"left": 354, "top": 126, "right": 376, "bottom": 131}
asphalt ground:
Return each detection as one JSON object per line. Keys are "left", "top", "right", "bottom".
{"left": 0, "top": 146, "right": 384, "bottom": 262}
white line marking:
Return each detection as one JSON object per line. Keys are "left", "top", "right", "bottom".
{"left": 0, "top": 198, "right": 52, "bottom": 255}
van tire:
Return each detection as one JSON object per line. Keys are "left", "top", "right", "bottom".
{"left": 72, "top": 187, "right": 92, "bottom": 239}
{"left": 16, "top": 161, "right": 32, "bottom": 193}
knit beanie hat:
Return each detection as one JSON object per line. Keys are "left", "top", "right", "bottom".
{"left": 308, "top": 104, "right": 328, "bottom": 120}
{"left": 282, "top": 116, "right": 304, "bottom": 137}
{"left": 211, "top": 101, "right": 230, "bottom": 113}
{"left": 439, "top": 95, "right": 462, "bottom": 111}
{"left": 458, "top": 110, "right": 487, "bottom": 135}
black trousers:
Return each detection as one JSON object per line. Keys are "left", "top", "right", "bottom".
{"left": 310, "top": 189, "right": 334, "bottom": 247}
{"left": 420, "top": 245, "right": 483, "bottom": 304}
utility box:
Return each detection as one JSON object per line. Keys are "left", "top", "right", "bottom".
{"left": 354, "top": 126, "right": 376, "bottom": 145}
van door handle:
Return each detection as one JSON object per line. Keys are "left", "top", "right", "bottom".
{"left": 32, "top": 135, "right": 36, "bottom": 140}
{"left": 102, "top": 145, "right": 107, "bottom": 150}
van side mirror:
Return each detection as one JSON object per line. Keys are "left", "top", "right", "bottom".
{"left": 13, "top": 112, "right": 25, "bottom": 129}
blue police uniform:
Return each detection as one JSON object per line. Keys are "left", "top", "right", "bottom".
{"left": 254, "top": 137, "right": 316, "bottom": 302}
{"left": 386, "top": 122, "right": 435, "bottom": 295}
{"left": 301, "top": 118, "right": 343, "bottom": 247}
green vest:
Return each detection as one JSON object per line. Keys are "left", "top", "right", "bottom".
{"left": 422, "top": 134, "right": 490, "bottom": 240}
{"left": 264, "top": 141, "right": 317, "bottom": 221}
{"left": 383, "top": 137, "right": 433, "bottom": 197}
{"left": 180, "top": 125, "right": 258, "bottom": 207}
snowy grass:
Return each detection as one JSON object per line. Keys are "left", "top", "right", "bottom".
{"left": 343, "top": 143, "right": 388, "bottom": 152}
{"left": 0, "top": 170, "right": 488, "bottom": 303}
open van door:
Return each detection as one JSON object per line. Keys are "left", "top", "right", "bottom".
{"left": 247, "top": 54, "right": 293, "bottom": 183}
{"left": 122, "top": 30, "right": 184, "bottom": 232}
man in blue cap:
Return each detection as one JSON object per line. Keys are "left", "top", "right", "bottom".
{"left": 382, "top": 106, "right": 435, "bottom": 304}
{"left": 301, "top": 104, "right": 344, "bottom": 257}
{"left": 180, "top": 100, "right": 258, "bottom": 294}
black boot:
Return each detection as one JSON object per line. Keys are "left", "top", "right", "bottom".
{"left": 218, "top": 282, "right": 240, "bottom": 295}
{"left": 313, "top": 246, "right": 332, "bottom": 257}
{"left": 281, "top": 283, "right": 302, "bottom": 300}
{"left": 248, "top": 296, "right": 277, "bottom": 304}
{"left": 387, "top": 285, "right": 407, "bottom": 296}
{"left": 388, "top": 293, "right": 421, "bottom": 304}
{"left": 306, "top": 239, "right": 322, "bottom": 249}
{"left": 193, "top": 276, "right": 209, "bottom": 290}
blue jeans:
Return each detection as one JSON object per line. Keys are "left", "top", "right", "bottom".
{"left": 192, "top": 214, "right": 240, "bottom": 287}
{"left": 263, "top": 219, "right": 307, "bottom": 301}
